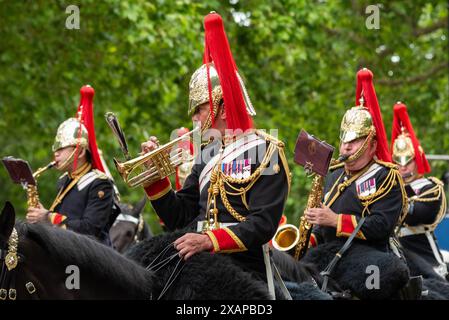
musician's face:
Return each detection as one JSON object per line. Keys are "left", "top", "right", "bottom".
{"left": 398, "top": 159, "right": 417, "bottom": 183}
{"left": 53, "top": 146, "right": 75, "bottom": 171}
{"left": 191, "top": 103, "right": 211, "bottom": 128}
{"left": 340, "top": 137, "right": 377, "bottom": 172}
{"left": 191, "top": 102, "right": 226, "bottom": 134}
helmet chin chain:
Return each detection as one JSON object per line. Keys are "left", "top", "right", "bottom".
{"left": 55, "top": 148, "right": 78, "bottom": 172}
{"left": 338, "top": 129, "right": 375, "bottom": 164}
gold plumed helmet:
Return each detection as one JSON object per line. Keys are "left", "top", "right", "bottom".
{"left": 188, "top": 63, "right": 256, "bottom": 131}
{"left": 339, "top": 97, "right": 375, "bottom": 143}
{"left": 392, "top": 132, "right": 415, "bottom": 166}
{"left": 52, "top": 118, "right": 88, "bottom": 152}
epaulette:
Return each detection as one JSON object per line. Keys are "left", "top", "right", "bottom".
{"left": 428, "top": 176, "right": 444, "bottom": 187}
{"left": 93, "top": 169, "right": 109, "bottom": 180}
{"left": 255, "top": 130, "right": 285, "bottom": 148}
{"left": 329, "top": 161, "right": 344, "bottom": 171}
{"left": 375, "top": 159, "right": 399, "bottom": 170}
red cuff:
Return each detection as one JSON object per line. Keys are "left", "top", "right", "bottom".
{"left": 49, "top": 212, "right": 67, "bottom": 226}
{"left": 143, "top": 177, "right": 172, "bottom": 200}
{"left": 205, "top": 228, "right": 247, "bottom": 253}
{"left": 336, "top": 214, "right": 366, "bottom": 240}
{"left": 309, "top": 233, "right": 318, "bottom": 248}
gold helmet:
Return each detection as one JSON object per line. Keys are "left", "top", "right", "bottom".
{"left": 52, "top": 118, "right": 88, "bottom": 152}
{"left": 392, "top": 131, "right": 415, "bottom": 166}
{"left": 339, "top": 101, "right": 375, "bottom": 144}
{"left": 188, "top": 63, "right": 256, "bottom": 133}
{"left": 390, "top": 102, "right": 430, "bottom": 173}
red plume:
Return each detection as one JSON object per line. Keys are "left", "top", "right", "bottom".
{"left": 355, "top": 68, "right": 391, "bottom": 162}
{"left": 74, "top": 85, "right": 105, "bottom": 172}
{"left": 203, "top": 12, "right": 253, "bottom": 132}
{"left": 391, "top": 102, "right": 430, "bottom": 174}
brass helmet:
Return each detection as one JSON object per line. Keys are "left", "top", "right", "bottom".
{"left": 188, "top": 63, "right": 256, "bottom": 132}
{"left": 392, "top": 130, "right": 415, "bottom": 166}
{"left": 339, "top": 97, "right": 375, "bottom": 144}
{"left": 52, "top": 118, "right": 88, "bottom": 152}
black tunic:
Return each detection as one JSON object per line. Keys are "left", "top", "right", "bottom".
{"left": 312, "top": 160, "right": 405, "bottom": 252}
{"left": 399, "top": 177, "right": 445, "bottom": 266}
{"left": 54, "top": 169, "right": 114, "bottom": 246}
{"left": 146, "top": 132, "right": 290, "bottom": 277}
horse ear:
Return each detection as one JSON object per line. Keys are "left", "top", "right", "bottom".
{"left": 0, "top": 201, "right": 16, "bottom": 245}
{"left": 132, "top": 197, "right": 147, "bottom": 216}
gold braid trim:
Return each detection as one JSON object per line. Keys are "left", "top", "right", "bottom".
{"left": 207, "top": 132, "right": 289, "bottom": 224}
{"left": 324, "top": 162, "right": 374, "bottom": 207}
{"left": 406, "top": 177, "right": 447, "bottom": 231}
{"left": 359, "top": 167, "right": 408, "bottom": 225}
{"left": 329, "top": 162, "right": 345, "bottom": 171}
{"left": 375, "top": 159, "right": 399, "bottom": 170}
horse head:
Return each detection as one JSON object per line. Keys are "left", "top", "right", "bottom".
{"left": 0, "top": 202, "right": 155, "bottom": 300}
{"left": 110, "top": 197, "right": 152, "bottom": 253}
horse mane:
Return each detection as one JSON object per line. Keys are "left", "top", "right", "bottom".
{"left": 16, "top": 221, "right": 154, "bottom": 299}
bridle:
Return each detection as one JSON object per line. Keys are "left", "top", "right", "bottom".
{"left": 114, "top": 213, "right": 145, "bottom": 243}
{"left": 0, "top": 228, "right": 38, "bottom": 300}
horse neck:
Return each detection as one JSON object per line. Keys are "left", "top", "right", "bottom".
{"left": 20, "top": 225, "right": 154, "bottom": 299}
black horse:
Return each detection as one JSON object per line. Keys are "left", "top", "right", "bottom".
{"left": 110, "top": 197, "right": 153, "bottom": 253}
{"left": 272, "top": 240, "right": 449, "bottom": 300}
{"left": 0, "top": 202, "right": 272, "bottom": 300}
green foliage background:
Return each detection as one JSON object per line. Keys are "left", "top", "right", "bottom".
{"left": 1, "top": 0, "right": 447, "bottom": 234}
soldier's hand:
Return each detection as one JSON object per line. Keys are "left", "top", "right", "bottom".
{"left": 174, "top": 233, "right": 213, "bottom": 260}
{"left": 140, "top": 136, "right": 160, "bottom": 154}
{"left": 140, "top": 136, "right": 160, "bottom": 168}
{"left": 26, "top": 202, "right": 50, "bottom": 224}
{"left": 305, "top": 204, "right": 338, "bottom": 227}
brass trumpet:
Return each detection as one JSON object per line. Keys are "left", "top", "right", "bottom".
{"left": 105, "top": 112, "right": 198, "bottom": 188}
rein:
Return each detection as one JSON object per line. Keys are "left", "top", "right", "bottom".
{"left": 146, "top": 242, "right": 185, "bottom": 300}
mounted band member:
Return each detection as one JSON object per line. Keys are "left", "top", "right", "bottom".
{"left": 141, "top": 13, "right": 290, "bottom": 282}
{"left": 26, "top": 85, "right": 116, "bottom": 246}
{"left": 304, "top": 69, "right": 411, "bottom": 298}
{"left": 306, "top": 68, "right": 407, "bottom": 250}
{"left": 391, "top": 102, "right": 447, "bottom": 278}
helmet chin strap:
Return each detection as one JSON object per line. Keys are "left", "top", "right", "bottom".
{"left": 339, "top": 129, "right": 375, "bottom": 164}
{"left": 56, "top": 148, "right": 78, "bottom": 172}
{"left": 402, "top": 171, "right": 421, "bottom": 184}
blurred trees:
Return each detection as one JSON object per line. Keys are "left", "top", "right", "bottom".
{"left": 0, "top": 0, "right": 447, "bottom": 233}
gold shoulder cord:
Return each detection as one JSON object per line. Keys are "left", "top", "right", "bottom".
{"left": 49, "top": 163, "right": 91, "bottom": 211}
{"left": 205, "top": 132, "right": 290, "bottom": 228}
{"left": 407, "top": 176, "right": 447, "bottom": 230}
{"left": 359, "top": 164, "right": 408, "bottom": 225}
{"left": 324, "top": 161, "right": 408, "bottom": 225}
{"left": 324, "top": 162, "right": 373, "bottom": 208}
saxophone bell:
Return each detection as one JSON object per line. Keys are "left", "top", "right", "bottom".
{"left": 271, "top": 224, "right": 300, "bottom": 255}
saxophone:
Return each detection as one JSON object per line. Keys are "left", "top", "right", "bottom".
{"left": 27, "top": 161, "right": 56, "bottom": 208}
{"left": 293, "top": 174, "right": 325, "bottom": 260}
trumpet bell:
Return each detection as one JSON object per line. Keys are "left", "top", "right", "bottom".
{"left": 272, "top": 224, "right": 300, "bottom": 253}
{"left": 114, "top": 128, "right": 197, "bottom": 188}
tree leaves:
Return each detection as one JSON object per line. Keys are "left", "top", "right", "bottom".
{"left": 0, "top": 1, "right": 447, "bottom": 232}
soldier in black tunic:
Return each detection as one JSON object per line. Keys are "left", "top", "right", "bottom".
{"left": 391, "top": 102, "right": 447, "bottom": 278}
{"left": 304, "top": 69, "right": 413, "bottom": 298}
{"left": 306, "top": 69, "right": 407, "bottom": 252}
{"left": 141, "top": 13, "right": 290, "bottom": 281}
{"left": 26, "top": 85, "right": 115, "bottom": 246}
